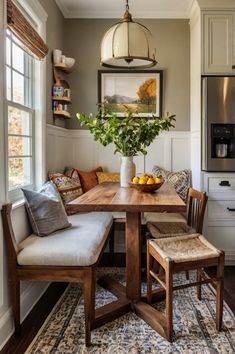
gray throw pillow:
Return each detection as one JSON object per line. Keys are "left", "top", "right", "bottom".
{"left": 22, "top": 182, "right": 71, "bottom": 237}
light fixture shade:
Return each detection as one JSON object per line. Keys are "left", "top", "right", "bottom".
{"left": 101, "top": 20, "right": 157, "bottom": 69}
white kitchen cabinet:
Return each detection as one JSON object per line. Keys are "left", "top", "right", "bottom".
{"left": 202, "top": 12, "right": 235, "bottom": 74}
{"left": 203, "top": 173, "right": 235, "bottom": 264}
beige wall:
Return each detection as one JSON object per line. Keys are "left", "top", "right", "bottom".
{"left": 39, "top": 0, "right": 66, "bottom": 127}
{"left": 62, "top": 19, "right": 190, "bottom": 131}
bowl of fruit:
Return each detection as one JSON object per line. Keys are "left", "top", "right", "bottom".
{"left": 129, "top": 174, "right": 164, "bottom": 193}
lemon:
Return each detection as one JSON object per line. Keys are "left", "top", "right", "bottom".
{"left": 139, "top": 178, "right": 147, "bottom": 185}
{"left": 132, "top": 176, "right": 139, "bottom": 184}
{"left": 155, "top": 177, "right": 162, "bottom": 184}
{"left": 147, "top": 178, "right": 155, "bottom": 185}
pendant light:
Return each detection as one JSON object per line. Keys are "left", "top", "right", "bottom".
{"left": 101, "top": 0, "right": 157, "bottom": 69}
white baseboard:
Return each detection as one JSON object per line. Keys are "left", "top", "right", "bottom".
{"left": 0, "top": 282, "right": 49, "bottom": 350}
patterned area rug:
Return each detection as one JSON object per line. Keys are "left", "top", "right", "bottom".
{"left": 25, "top": 268, "right": 235, "bottom": 354}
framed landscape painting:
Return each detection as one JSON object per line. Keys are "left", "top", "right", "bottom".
{"left": 98, "top": 70, "right": 163, "bottom": 117}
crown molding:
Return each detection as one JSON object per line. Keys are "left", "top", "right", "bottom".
{"left": 186, "top": 0, "right": 197, "bottom": 18}
{"left": 16, "top": 0, "right": 48, "bottom": 23}
{"left": 189, "top": 0, "right": 201, "bottom": 26}
{"left": 197, "top": 0, "right": 235, "bottom": 10}
{"left": 55, "top": 0, "right": 193, "bottom": 19}
{"left": 55, "top": 0, "right": 71, "bottom": 18}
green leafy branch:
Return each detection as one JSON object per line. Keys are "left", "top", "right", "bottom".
{"left": 77, "top": 105, "right": 175, "bottom": 157}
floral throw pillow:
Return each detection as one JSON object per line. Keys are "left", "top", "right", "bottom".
{"left": 152, "top": 165, "right": 191, "bottom": 202}
{"left": 48, "top": 172, "right": 83, "bottom": 214}
{"left": 64, "top": 167, "right": 80, "bottom": 179}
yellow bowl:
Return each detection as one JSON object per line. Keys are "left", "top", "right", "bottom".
{"left": 129, "top": 180, "right": 164, "bottom": 193}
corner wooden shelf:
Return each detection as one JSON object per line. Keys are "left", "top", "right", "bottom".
{"left": 53, "top": 63, "right": 71, "bottom": 73}
{"left": 52, "top": 96, "right": 71, "bottom": 103}
{"left": 52, "top": 53, "right": 75, "bottom": 121}
{"left": 53, "top": 110, "right": 71, "bottom": 118}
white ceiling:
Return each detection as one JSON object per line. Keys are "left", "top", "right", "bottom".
{"left": 55, "top": 0, "right": 195, "bottom": 19}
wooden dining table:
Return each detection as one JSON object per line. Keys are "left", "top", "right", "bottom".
{"left": 69, "top": 182, "right": 186, "bottom": 339}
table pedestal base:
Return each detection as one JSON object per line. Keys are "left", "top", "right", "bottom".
{"left": 92, "top": 276, "right": 168, "bottom": 341}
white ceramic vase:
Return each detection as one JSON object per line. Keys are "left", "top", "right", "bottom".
{"left": 120, "top": 156, "right": 136, "bottom": 188}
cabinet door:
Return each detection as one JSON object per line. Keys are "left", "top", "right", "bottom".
{"left": 203, "top": 12, "right": 234, "bottom": 74}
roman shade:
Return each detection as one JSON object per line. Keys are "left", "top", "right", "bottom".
{"left": 7, "top": 0, "right": 48, "bottom": 60}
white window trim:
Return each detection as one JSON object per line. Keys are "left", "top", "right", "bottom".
{"left": 0, "top": 1, "right": 6, "bottom": 205}
{"left": 4, "top": 0, "right": 48, "bottom": 202}
{"left": 7, "top": 101, "right": 35, "bottom": 200}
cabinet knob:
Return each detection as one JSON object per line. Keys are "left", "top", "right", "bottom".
{"left": 227, "top": 207, "right": 235, "bottom": 211}
{"left": 219, "top": 180, "right": 231, "bottom": 187}
{"left": 232, "top": 65, "right": 235, "bottom": 69}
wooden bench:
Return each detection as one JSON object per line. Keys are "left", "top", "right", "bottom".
{"left": 1, "top": 204, "right": 114, "bottom": 347}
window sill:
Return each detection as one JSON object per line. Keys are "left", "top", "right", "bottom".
{"left": 12, "top": 198, "right": 25, "bottom": 210}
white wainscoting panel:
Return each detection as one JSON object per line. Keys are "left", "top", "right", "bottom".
{"left": 47, "top": 126, "right": 191, "bottom": 174}
{"left": 145, "top": 132, "right": 191, "bottom": 173}
{"left": 69, "top": 130, "right": 97, "bottom": 170}
{"left": 190, "top": 131, "right": 201, "bottom": 189}
{"left": 69, "top": 130, "right": 146, "bottom": 173}
{"left": 46, "top": 125, "right": 71, "bottom": 173}
{"left": 171, "top": 135, "right": 191, "bottom": 171}
{"left": 145, "top": 137, "right": 168, "bottom": 172}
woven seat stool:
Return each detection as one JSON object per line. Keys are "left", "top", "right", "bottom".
{"left": 147, "top": 233, "right": 225, "bottom": 342}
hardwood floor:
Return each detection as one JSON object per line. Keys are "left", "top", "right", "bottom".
{"left": 1, "top": 264, "right": 235, "bottom": 354}
{"left": 1, "top": 283, "right": 68, "bottom": 354}
{"left": 207, "top": 266, "right": 235, "bottom": 313}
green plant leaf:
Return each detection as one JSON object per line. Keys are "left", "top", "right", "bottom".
{"left": 76, "top": 105, "right": 176, "bottom": 156}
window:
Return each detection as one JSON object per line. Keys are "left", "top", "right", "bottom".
{"left": 6, "top": 30, "right": 35, "bottom": 197}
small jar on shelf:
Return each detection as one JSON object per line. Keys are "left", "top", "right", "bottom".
{"left": 53, "top": 85, "right": 64, "bottom": 97}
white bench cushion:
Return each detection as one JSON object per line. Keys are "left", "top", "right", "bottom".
{"left": 17, "top": 212, "right": 113, "bottom": 267}
{"left": 112, "top": 212, "right": 126, "bottom": 220}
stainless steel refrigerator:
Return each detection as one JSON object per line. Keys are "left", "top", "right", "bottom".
{"left": 202, "top": 76, "right": 235, "bottom": 172}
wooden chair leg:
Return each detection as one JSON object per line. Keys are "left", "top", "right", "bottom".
{"left": 216, "top": 252, "right": 224, "bottom": 331}
{"left": 165, "top": 259, "right": 173, "bottom": 342}
{"left": 153, "top": 259, "right": 161, "bottom": 275}
{"left": 83, "top": 268, "right": 96, "bottom": 347}
{"left": 109, "top": 224, "right": 115, "bottom": 265}
{"left": 11, "top": 277, "right": 21, "bottom": 335}
{"left": 197, "top": 269, "right": 202, "bottom": 300}
{"left": 146, "top": 242, "right": 153, "bottom": 304}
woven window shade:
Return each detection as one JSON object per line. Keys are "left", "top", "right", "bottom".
{"left": 7, "top": 0, "right": 48, "bottom": 60}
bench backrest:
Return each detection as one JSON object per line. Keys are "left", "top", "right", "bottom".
{"left": 1, "top": 204, "right": 32, "bottom": 271}
{"left": 11, "top": 204, "right": 32, "bottom": 244}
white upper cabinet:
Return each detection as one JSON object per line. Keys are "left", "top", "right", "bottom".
{"left": 202, "top": 12, "right": 235, "bottom": 74}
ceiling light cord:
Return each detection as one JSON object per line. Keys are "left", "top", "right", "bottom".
{"left": 126, "top": 0, "right": 129, "bottom": 12}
